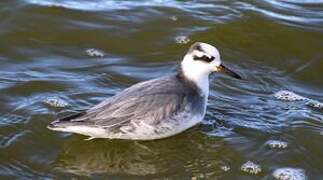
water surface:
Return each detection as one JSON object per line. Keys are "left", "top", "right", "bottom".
{"left": 0, "top": 0, "right": 323, "bottom": 179}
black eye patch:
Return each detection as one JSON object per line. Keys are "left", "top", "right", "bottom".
{"left": 193, "top": 55, "right": 214, "bottom": 63}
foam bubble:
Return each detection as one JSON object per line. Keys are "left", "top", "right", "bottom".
{"left": 170, "top": 16, "right": 178, "bottom": 21}
{"left": 305, "top": 100, "right": 323, "bottom": 110}
{"left": 85, "top": 48, "right": 105, "bottom": 57}
{"left": 274, "top": 90, "right": 307, "bottom": 101}
{"left": 266, "top": 140, "right": 288, "bottom": 149}
{"left": 175, "top": 36, "right": 190, "bottom": 44}
{"left": 272, "top": 167, "right": 306, "bottom": 180}
{"left": 274, "top": 90, "right": 323, "bottom": 110}
{"left": 220, "top": 165, "right": 231, "bottom": 172}
{"left": 44, "top": 97, "right": 69, "bottom": 108}
{"left": 240, "top": 161, "right": 262, "bottom": 175}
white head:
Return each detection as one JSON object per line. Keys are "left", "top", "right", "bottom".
{"left": 180, "top": 42, "right": 241, "bottom": 95}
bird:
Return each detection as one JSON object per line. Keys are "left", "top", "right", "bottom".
{"left": 48, "top": 42, "right": 241, "bottom": 140}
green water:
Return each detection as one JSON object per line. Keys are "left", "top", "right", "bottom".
{"left": 0, "top": 0, "right": 323, "bottom": 179}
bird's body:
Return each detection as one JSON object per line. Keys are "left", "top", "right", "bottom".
{"left": 48, "top": 42, "right": 241, "bottom": 140}
{"left": 49, "top": 73, "right": 206, "bottom": 140}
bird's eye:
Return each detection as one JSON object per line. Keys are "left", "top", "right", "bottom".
{"left": 193, "top": 55, "right": 214, "bottom": 63}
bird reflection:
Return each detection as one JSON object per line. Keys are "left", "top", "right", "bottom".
{"left": 52, "top": 131, "right": 237, "bottom": 178}
{"left": 53, "top": 138, "right": 161, "bottom": 176}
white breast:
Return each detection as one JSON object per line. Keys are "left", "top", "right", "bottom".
{"left": 180, "top": 55, "right": 211, "bottom": 97}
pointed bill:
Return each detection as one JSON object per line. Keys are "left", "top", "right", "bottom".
{"left": 217, "top": 64, "right": 242, "bottom": 79}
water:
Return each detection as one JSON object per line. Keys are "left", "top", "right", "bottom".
{"left": 0, "top": 0, "right": 323, "bottom": 179}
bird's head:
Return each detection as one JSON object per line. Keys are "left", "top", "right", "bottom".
{"left": 181, "top": 42, "right": 241, "bottom": 82}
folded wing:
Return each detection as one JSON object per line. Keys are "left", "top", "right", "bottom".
{"left": 60, "top": 76, "right": 188, "bottom": 128}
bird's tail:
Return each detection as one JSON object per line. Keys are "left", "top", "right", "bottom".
{"left": 47, "top": 111, "right": 87, "bottom": 131}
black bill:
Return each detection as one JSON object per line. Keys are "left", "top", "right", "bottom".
{"left": 217, "top": 64, "right": 242, "bottom": 79}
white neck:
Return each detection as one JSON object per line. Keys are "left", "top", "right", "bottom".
{"left": 180, "top": 55, "right": 210, "bottom": 96}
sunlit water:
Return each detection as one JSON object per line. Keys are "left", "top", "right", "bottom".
{"left": 0, "top": 0, "right": 323, "bottom": 179}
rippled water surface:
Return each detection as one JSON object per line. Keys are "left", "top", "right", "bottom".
{"left": 1, "top": 0, "right": 323, "bottom": 179}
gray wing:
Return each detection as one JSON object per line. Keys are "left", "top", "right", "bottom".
{"left": 75, "top": 76, "right": 188, "bottom": 128}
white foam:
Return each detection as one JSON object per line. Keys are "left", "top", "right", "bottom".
{"left": 240, "top": 161, "right": 262, "bottom": 175}
{"left": 266, "top": 140, "right": 288, "bottom": 149}
{"left": 272, "top": 167, "right": 306, "bottom": 180}
{"left": 170, "top": 16, "right": 178, "bottom": 21}
{"left": 44, "top": 97, "right": 69, "bottom": 108}
{"left": 274, "top": 90, "right": 323, "bottom": 110}
{"left": 305, "top": 100, "right": 323, "bottom": 109}
{"left": 274, "top": 90, "right": 307, "bottom": 101}
{"left": 220, "top": 165, "right": 231, "bottom": 172}
{"left": 85, "top": 48, "right": 105, "bottom": 57}
{"left": 175, "top": 36, "right": 190, "bottom": 44}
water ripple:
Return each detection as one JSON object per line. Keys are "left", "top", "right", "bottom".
{"left": 236, "top": 0, "right": 323, "bottom": 30}
{"left": 1, "top": 0, "right": 323, "bottom": 179}
{"left": 25, "top": 0, "right": 217, "bottom": 11}
{"left": 0, "top": 130, "right": 28, "bottom": 149}
{"left": 24, "top": 0, "right": 323, "bottom": 30}
{"left": 0, "top": 161, "right": 52, "bottom": 179}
